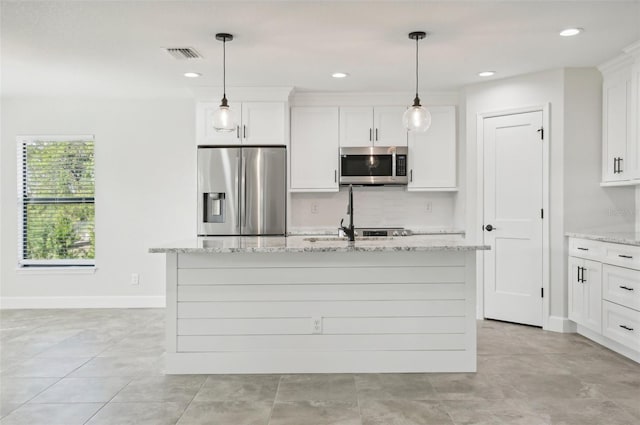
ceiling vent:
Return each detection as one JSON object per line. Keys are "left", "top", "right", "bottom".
{"left": 164, "top": 47, "right": 202, "bottom": 60}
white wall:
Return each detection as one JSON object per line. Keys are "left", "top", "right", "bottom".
{"left": 0, "top": 97, "right": 195, "bottom": 307}
{"left": 464, "top": 68, "right": 635, "bottom": 327}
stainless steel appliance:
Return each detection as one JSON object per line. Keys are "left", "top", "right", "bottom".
{"left": 339, "top": 146, "right": 408, "bottom": 185}
{"left": 197, "top": 146, "right": 286, "bottom": 236}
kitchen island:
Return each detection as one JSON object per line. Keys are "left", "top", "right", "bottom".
{"left": 150, "top": 235, "right": 489, "bottom": 374}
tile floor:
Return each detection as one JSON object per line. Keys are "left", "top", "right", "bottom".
{"left": 1, "top": 308, "right": 639, "bottom": 424}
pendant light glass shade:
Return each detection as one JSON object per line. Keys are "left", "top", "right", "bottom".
{"left": 213, "top": 33, "right": 236, "bottom": 133}
{"left": 404, "top": 31, "right": 431, "bottom": 132}
{"left": 403, "top": 100, "right": 432, "bottom": 132}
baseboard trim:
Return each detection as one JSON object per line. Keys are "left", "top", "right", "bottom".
{"left": 0, "top": 296, "right": 166, "bottom": 309}
{"left": 545, "top": 315, "right": 577, "bottom": 333}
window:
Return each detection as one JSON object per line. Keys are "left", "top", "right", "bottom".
{"left": 17, "top": 135, "right": 95, "bottom": 267}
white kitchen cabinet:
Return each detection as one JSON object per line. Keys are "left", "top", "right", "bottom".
{"left": 407, "top": 106, "right": 457, "bottom": 191}
{"left": 196, "top": 102, "right": 285, "bottom": 146}
{"left": 568, "top": 256, "right": 602, "bottom": 334}
{"left": 567, "top": 236, "right": 640, "bottom": 362}
{"left": 601, "top": 62, "right": 633, "bottom": 183}
{"left": 290, "top": 107, "right": 339, "bottom": 192}
{"left": 339, "top": 106, "right": 407, "bottom": 147}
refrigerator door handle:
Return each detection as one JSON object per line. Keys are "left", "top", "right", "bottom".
{"left": 236, "top": 154, "right": 241, "bottom": 228}
{"left": 243, "top": 153, "right": 248, "bottom": 227}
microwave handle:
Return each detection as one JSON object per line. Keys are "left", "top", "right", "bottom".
{"left": 392, "top": 150, "right": 396, "bottom": 178}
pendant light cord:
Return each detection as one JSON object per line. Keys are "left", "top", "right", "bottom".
{"left": 415, "top": 36, "right": 419, "bottom": 98}
{"left": 222, "top": 37, "right": 226, "bottom": 99}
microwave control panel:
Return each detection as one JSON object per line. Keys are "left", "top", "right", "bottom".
{"left": 396, "top": 155, "right": 407, "bottom": 176}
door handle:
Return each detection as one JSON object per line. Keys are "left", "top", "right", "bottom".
{"left": 619, "top": 324, "right": 634, "bottom": 331}
{"left": 236, "top": 125, "right": 240, "bottom": 139}
{"left": 243, "top": 125, "right": 247, "bottom": 139}
{"left": 614, "top": 157, "right": 618, "bottom": 174}
{"left": 484, "top": 224, "right": 494, "bottom": 232}
{"left": 581, "top": 266, "right": 587, "bottom": 283}
{"left": 618, "top": 254, "right": 633, "bottom": 259}
{"left": 577, "top": 247, "right": 589, "bottom": 251}
{"left": 618, "top": 157, "right": 623, "bottom": 173}
{"left": 619, "top": 285, "right": 634, "bottom": 291}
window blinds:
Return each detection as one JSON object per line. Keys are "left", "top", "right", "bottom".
{"left": 18, "top": 138, "right": 95, "bottom": 266}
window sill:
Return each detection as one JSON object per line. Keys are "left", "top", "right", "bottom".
{"left": 16, "top": 266, "right": 97, "bottom": 275}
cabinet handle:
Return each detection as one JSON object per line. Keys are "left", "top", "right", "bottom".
{"left": 369, "top": 128, "right": 372, "bottom": 142}
{"left": 619, "top": 324, "right": 634, "bottom": 331}
{"left": 334, "top": 169, "right": 337, "bottom": 183}
{"left": 577, "top": 247, "right": 589, "bottom": 251}
{"left": 618, "top": 157, "right": 623, "bottom": 173}
{"left": 619, "top": 285, "right": 634, "bottom": 291}
{"left": 618, "top": 254, "right": 633, "bottom": 259}
{"left": 243, "top": 125, "right": 247, "bottom": 139}
{"left": 375, "top": 128, "right": 378, "bottom": 141}
{"left": 613, "top": 157, "right": 618, "bottom": 174}
{"left": 236, "top": 125, "right": 240, "bottom": 139}
{"left": 410, "top": 169, "right": 413, "bottom": 182}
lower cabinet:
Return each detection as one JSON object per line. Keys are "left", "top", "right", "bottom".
{"left": 568, "top": 257, "right": 602, "bottom": 334}
{"left": 568, "top": 237, "right": 640, "bottom": 362}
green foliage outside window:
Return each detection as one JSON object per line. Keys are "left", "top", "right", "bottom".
{"left": 21, "top": 139, "right": 95, "bottom": 263}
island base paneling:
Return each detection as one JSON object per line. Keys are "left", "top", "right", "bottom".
{"left": 163, "top": 250, "right": 477, "bottom": 374}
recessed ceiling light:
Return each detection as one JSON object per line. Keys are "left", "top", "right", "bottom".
{"left": 478, "top": 71, "right": 496, "bottom": 77}
{"left": 332, "top": 72, "right": 349, "bottom": 78}
{"left": 560, "top": 28, "right": 583, "bottom": 37}
{"left": 184, "top": 72, "right": 201, "bottom": 78}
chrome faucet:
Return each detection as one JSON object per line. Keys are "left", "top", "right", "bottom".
{"left": 340, "top": 185, "right": 355, "bottom": 242}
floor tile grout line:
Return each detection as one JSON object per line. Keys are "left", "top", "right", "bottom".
{"left": 173, "top": 374, "right": 209, "bottom": 425}
{"left": 266, "top": 374, "right": 284, "bottom": 425}
{"left": 80, "top": 375, "right": 135, "bottom": 425}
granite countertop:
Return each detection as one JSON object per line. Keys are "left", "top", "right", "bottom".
{"left": 149, "top": 234, "right": 489, "bottom": 254}
{"left": 566, "top": 231, "right": 640, "bottom": 247}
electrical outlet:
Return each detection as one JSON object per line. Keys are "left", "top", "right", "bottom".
{"left": 311, "top": 316, "right": 322, "bottom": 334}
{"left": 130, "top": 273, "right": 140, "bottom": 285}
{"left": 311, "top": 203, "right": 319, "bottom": 214}
{"left": 425, "top": 201, "right": 433, "bottom": 213}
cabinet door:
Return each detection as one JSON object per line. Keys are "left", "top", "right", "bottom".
{"left": 568, "top": 256, "right": 584, "bottom": 325}
{"left": 633, "top": 61, "right": 640, "bottom": 180}
{"left": 602, "top": 66, "right": 632, "bottom": 182}
{"left": 407, "top": 106, "right": 457, "bottom": 190}
{"left": 373, "top": 106, "right": 408, "bottom": 146}
{"left": 290, "top": 107, "right": 339, "bottom": 191}
{"left": 339, "top": 107, "right": 373, "bottom": 147}
{"left": 581, "top": 259, "right": 603, "bottom": 334}
{"left": 196, "top": 102, "right": 242, "bottom": 146}
{"left": 242, "top": 102, "right": 286, "bottom": 145}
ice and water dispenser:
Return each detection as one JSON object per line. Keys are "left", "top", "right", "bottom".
{"left": 203, "top": 192, "right": 225, "bottom": 223}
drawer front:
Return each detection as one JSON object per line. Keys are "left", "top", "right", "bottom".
{"left": 568, "top": 238, "right": 605, "bottom": 260}
{"left": 603, "top": 264, "right": 640, "bottom": 310}
{"left": 603, "top": 242, "right": 640, "bottom": 269}
{"left": 602, "top": 300, "right": 640, "bottom": 350}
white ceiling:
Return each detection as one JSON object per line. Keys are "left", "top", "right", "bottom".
{"left": 2, "top": 0, "right": 640, "bottom": 98}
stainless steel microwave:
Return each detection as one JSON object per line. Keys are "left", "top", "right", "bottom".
{"left": 339, "top": 146, "right": 408, "bottom": 185}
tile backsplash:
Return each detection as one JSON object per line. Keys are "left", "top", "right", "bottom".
{"left": 290, "top": 187, "right": 459, "bottom": 232}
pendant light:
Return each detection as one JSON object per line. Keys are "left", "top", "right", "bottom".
{"left": 212, "top": 33, "right": 235, "bottom": 133}
{"left": 402, "top": 31, "right": 431, "bottom": 132}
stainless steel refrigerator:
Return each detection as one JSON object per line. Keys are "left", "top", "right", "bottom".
{"left": 197, "top": 146, "right": 286, "bottom": 236}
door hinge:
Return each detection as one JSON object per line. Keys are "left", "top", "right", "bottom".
{"left": 537, "top": 127, "right": 544, "bottom": 140}
{"left": 540, "top": 208, "right": 544, "bottom": 219}
{"left": 541, "top": 288, "right": 544, "bottom": 298}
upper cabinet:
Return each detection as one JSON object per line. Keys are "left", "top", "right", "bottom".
{"left": 600, "top": 40, "right": 640, "bottom": 185}
{"left": 407, "top": 106, "right": 457, "bottom": 191}
{"left": 290, "top": 107, "right": 339, "bottom": 192}
{"left": 197, "top": 102, "right": 286, "bottom": 146}
{"left": 339, "top": 106, "right": 408, "bottom": 147}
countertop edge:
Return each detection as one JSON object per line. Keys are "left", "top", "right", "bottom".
{"left": 149, "top": 245, "right": 490, "bottom": 254}
{"left": 565, "top": 232, "right": 640, "bottom": 247}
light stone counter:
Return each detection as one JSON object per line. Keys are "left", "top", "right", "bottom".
{"left": 565, "top": 231, "right": 640, "bottom": 247}
{"left": 149, "top": 234, "right": 488, "bottom": 254}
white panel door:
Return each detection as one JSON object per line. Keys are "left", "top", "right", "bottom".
{"left": 374, "top": 106, "right": 408, "bottom": 146}
{"left": 483, "top": 110, "right": 543, "bottom": 326}
{"left": 290, "top": 107, "right": 339, "bottom": 191}
{"left": 340, "top": 107, "right": 373, "bottom": 147}
{"left": 407, "top": 106, "right": 456, "bottom": 190}
{"left": 242, "top": 102, "right": 285, "bottom": 145}
{"left": 196, "top": 101, "right": 242, "bottom": 146}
